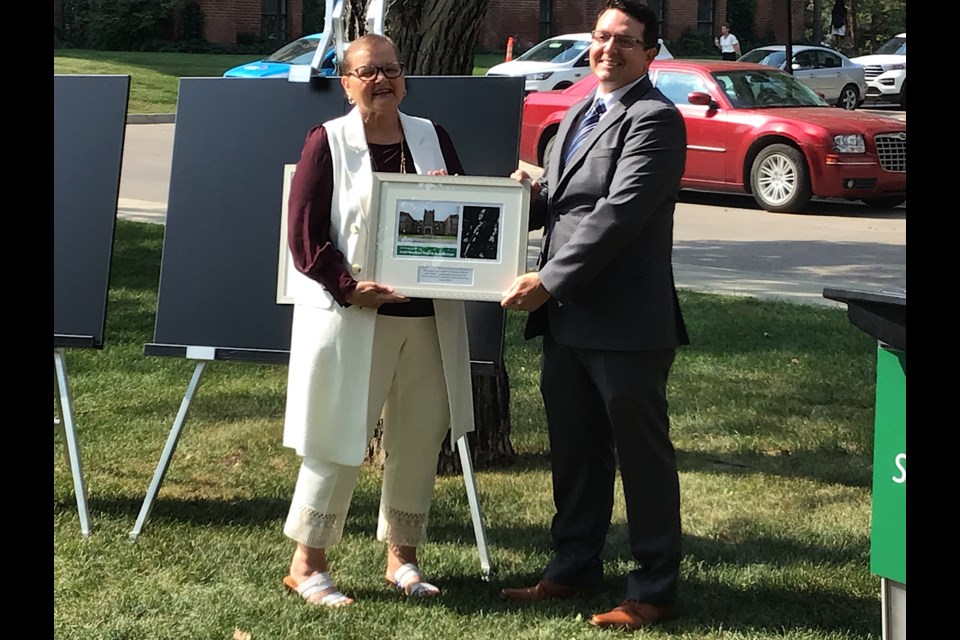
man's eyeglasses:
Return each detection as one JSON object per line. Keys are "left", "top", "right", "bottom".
{"left": 348, "top": 63, "right": 405, "bottom": 81}
{"left": 590, "top": 31, "right": 652, "bottom": 50}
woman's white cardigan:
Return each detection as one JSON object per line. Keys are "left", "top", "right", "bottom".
{"left": 282, "top": 107, "right": 475, "bottom": 466}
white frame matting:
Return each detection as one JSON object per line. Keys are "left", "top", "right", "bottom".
{"left": 276, "top": 168, "right": 530, "bottom": 304}
{"left": 370, "top": 173, "right": 530, "bottom": 301}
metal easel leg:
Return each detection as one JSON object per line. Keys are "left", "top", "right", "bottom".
{"left": 456, "top": 435, "right": 492, "bottom": 579}
{"left": 54, "top": 349, "right": 91, "bottom": 538}
{"left": 129, "top": 360, "right": 207, "bottom": 541}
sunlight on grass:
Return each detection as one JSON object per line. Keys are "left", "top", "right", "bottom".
{"left": 54, "top": 221, "right": 883, "bottom": 639}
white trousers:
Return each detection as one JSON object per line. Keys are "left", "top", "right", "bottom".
{"left": 284, "top": 315, "right": 451, "bottom": 548}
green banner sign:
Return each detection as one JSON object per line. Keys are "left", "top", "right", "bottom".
{"left": 870, "top": 345, "right": 905, "bottom": 584}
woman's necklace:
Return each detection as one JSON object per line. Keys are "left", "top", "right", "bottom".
{"left": 370, "top": 131, "right": 407, "bottom": 174}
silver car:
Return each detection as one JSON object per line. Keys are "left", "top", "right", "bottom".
{"left": 739, "top": 44, "right": 867, "bottom": 110}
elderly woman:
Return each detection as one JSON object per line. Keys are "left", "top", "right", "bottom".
{"left": 280, "top": 33, "right": 475, "bottom": 607}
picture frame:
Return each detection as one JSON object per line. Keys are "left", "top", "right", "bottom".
{"left": 276, "top": 164, "right": 299, "bottom": 304}
{"left": 276, "top": 168, "right": 530, "bottom": 304}
{"left": 368, "top": 172, "right": 530, "bottom": 301}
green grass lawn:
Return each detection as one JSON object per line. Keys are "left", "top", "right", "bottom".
{"left": 54, "top": 220, "right": 883, "bottom": 639}
{"left": 54, "top": 49, "right": 509, "bottom": 113}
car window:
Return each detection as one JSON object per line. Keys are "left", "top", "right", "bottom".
{"left": 715, "top": 75, "right": 740, "bottom": 104}
{"left": 793, "top": 51, "right": 817, "bottom": 70}
{"left": 516, "top": 39, "right": 589, "bottom": 63}
{"left": 817, "top": 50, "right": 842, "bottom": 68}
{"left": 875, "top": 36, "right": 906, "bottom": 56}
{"left": 711, "top": 69, "right": 828, "bottom": 108}
{"left": 654, "top": 71, "right": 709, "bottom": 106}
{"left": 739, "top": 49, "right": 787, "bottom": 69}
{"left": 266, "top": 37, "right": 323, "bottom": 64}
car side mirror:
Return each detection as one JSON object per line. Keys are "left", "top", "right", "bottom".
{"left": 792, "top": 62, "right": 801, "bottom": 70}
{"left": 688, "top": 91, "right": 717, "bottom": 108}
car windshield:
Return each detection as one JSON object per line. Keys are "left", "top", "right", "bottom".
{"left": 516, "top": 38, "right": 589, "bottom": 63}
{"left": 712, "top": 69, "right": 828, "bottom": 108}
{"left": 738, "top": 49, "right": 786, "bottom": 68}
{"left": 265, "top": 37, "right": 323, "bottom": 64}
{"left": 874, "top": 36, "right": 906, "bottom": 56}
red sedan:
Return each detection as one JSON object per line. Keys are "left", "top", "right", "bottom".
{"left": 519, "top": 59, "right": 906, "bottom": 213}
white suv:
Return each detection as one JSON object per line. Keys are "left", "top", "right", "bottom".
{"left": 851, "top": 33, "right": 906, "bottom": 108}
{"left": 486, "top": 33, "right": 672, "bottom": 94}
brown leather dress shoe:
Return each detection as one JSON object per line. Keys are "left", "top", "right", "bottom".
{"left": 499, "top": 579, "right": 588, "bottom": 602}
{"left": 588, "top": 600, "right": 676, "bottom": 631}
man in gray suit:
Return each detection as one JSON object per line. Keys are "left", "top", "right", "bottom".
{"left": 500, "top": 1, "right": 688, "bottom": 631}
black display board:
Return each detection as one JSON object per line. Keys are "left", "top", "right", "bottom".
{"left": 146, "top": 76, "right": 525, "bottom": 374}
{"left": 54, "top": 74, "right": 130, "bottom": 349}
{"left": 823, "top": 288, "right": 906, "bottom": 352}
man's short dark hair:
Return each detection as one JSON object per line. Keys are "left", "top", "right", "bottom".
{"left": 599, "top": 1, "right": 660, "bottom": 49}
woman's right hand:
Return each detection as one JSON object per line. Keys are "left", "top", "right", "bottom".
{"left": 511, "top": 168, "right": 542, "bottom": 202}
{"left": 347, "top": 281, "right": 409, "bottom": 309}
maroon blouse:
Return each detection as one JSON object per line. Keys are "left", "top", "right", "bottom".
{"left": 287, "top": 123, "right": 465, "bottom": 316}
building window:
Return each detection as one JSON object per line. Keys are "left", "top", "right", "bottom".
{"left": 697, "top": 0, "right": 714, "bottom": 38}
{"left": 648, "top": 0, "right": 667, "bottom": 37}
{"left": 262, "top": 0, "right": 288, "bottom": 43}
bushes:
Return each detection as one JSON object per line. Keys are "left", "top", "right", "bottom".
{"left": 84, "top": 0, "right": 180, "bottom": 51}
{"left": 54, "top": 0, "right": 269, "bottom": 54}
{"left": 669, "top": 28, "right": 718, "bottom": 58}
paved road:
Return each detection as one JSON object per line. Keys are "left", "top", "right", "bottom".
{"left": 118, "top": 122, "right": 905, "bottom": 308}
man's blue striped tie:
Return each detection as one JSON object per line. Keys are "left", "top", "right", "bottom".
{"left": 563, "top": 98, "right": 606, "bottom": 168}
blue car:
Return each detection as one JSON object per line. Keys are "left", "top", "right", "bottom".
{"left": 223, "top": 33, "right": 339, "bottom": 78}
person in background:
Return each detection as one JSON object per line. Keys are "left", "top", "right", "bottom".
{"left": 280, "top": 33, "right": 475, "bottom": 607}
{"left": 499, "top": 0, "right": 689, "bottom": 632}
{"left": 715, "top": 23, "right": 741, "bottom": 60}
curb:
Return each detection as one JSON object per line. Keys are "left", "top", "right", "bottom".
{"left": 127, "top": 113, "right": 176, "bottom": 124}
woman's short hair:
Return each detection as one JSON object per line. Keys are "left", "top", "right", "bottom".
{"left": 342, "top": 33, "right": 401, "bottom": 72}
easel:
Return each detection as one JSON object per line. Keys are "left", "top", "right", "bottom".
{"left": 54, "top": 73, "right": 130, "bottom": 538}
{"left": 129, "top": 349, "right": 492, "bottom": 579}
{"left": 54, "top": 349, "right": 91, "bottom": 538}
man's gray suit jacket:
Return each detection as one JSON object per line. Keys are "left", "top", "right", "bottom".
{"left": 526, "top": 75, "right": 690, "bottom": 352}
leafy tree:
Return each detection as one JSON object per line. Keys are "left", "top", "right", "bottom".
{"left": 804, "top": 0, "right": 906, "bottom": 55}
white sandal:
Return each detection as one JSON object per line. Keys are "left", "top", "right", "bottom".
{"left": 388, "top": 563, "right": 441, "bottom": 598}
{"left": 283, "top": 572, "right": 353, "bottom": 607}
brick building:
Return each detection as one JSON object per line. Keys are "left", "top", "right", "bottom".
{"left": 479, "top": 1, "right": 804, "bottom": 52}
{"left": 55, "top": 1, "right": 802, "bottom": 50}
{"left": 197, "top": 0, "right": 303, "bottom": 44}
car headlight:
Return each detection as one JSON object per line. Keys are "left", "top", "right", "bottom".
{"left": 833, "top": 134, "right": 865, "bottom": 154}
{"left": 886, "top": 63, "right": 906, "bottom": 70}
{"left": 526, "top": 71, "right": 554, "bottom": 81}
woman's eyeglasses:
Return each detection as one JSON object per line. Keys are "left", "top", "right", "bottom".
{"left": 349, "top": 63, "right": 406, "bottom": 81}
{"left": 590, "top": 31, "right": 652, "bottom": 50}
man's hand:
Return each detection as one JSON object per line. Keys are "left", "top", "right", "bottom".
{"left": 511, "top": 168, "right": 542, "bottom": 202}
{"left": 347, "top": 281, "right": 408, "bottom": 309}
{"left": 501, "top": 272, "right": 551, "bottom": 312}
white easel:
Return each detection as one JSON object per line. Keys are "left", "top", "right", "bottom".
{"left": 54, "top": 348, "right": 91, "bottom": 538}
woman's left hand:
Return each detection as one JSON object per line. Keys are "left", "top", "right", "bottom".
{"left": 427, "top": 169, "right": 448, "bottom": 176}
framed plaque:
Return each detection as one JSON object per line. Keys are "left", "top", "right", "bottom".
{"left": 277, "top": 168, "right": 530, "bottom": 304}
{"left": 368, "top": 173, "right": 530, "bottom": 301}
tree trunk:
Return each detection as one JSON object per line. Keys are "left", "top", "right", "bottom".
{"left": 812, "top": 0, "right": 823, "bottom": 44}
{"left": 360, "top": 0, "right": 514, "bottom": 473}
{"left": 343, "top": 0, "right": 369, "bottom": 41}
{"left": 384, "top": 0, "right": 492, "bottom": 75}
{"left": 366, "top": 365, "right": 516, "bottom": 473}
{"left": 341, "top": 0, "right": 490, "bottom": 75}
